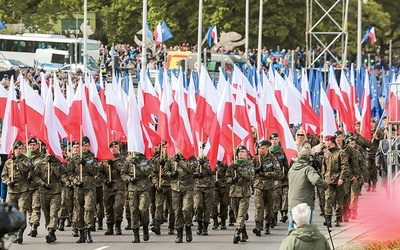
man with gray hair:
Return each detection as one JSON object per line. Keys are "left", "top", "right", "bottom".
{"left": 279, "top": 203, "right": 331, "bottom": 250}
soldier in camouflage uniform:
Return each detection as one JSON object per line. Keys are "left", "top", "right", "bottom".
{"left": 269, "top": 133, "right": 289, "bottom": 224}
{"left": 211, "top": 160, "right": 229, "bottom": 230}
{"left": 94, "top": 158, "right": 105, "bottom": 231}
{"left": 321, "top": 135, "right": 349, "bottom": 227}
{"left": 73, "top": 136, "right": 98, "bottom": 243}
{"left": 32, "top": 153, "right": 63, "bottom": 243}
{"left": 252, "top": 140, "right": 282, "bottom": 236}
{"left": 164, "top": 152, "right": 197, "bottom": 243}
{"left": 58, "top": 143, "right": 73, "bottom": 232}
{"left": 151, "top": 142, "right": 175, "bottom": 235}
{"left": 226, "top": 146, "right": 253, "bottom": 244}
{"left": 193, "top": 155, "right": 214, "bottom": 236}
{"left": 121, "top": 152, "right": 153, "bottom": 243}
{"left": 26, "top": 138, "right": 44, "bottom": 237}
{"left": 1, "top": 141, "right": 31, "bottom": 244}
{"left": 347, "top": 136, "right": 369, "bottom": 219}
{"left": 99, "top": 141, "right": 126, "bottom": 236}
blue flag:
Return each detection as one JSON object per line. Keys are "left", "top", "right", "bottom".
{"left": 369, "top": 67, "right": 383, "bottom": 120}
{"left": 0, "top": 20, "right": 6, "bottom": 30}
{"left": 160, "top": 21, "right": 173, "bottom": 42}
{"left": 205, "top": 26, "right": 214, "bottom": 47}
{"left": 312, "top": 68, "right": 322, "bottom": 115}
{"left": 145, "top": 21, "right": 154, "bottom": 43}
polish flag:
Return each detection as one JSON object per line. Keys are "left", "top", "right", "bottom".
{"left": 327, "top": 66, "right": 351, "bottom": 127}
{"left": 320, "top": 84, "right": 338, "bottom": 137}
{"left": 301, "top": 68, "right": 312, "bottom": 106}
{"left": 187, "top": 73, "right": 200, "bottom": 156}
{"left": 40, "top": 74, "right": 49, "bottom": 100}
{"left": 210, "top": 26, "right": 218, "bottom": 45}
{"left": 339, "top": 68, "right": 354, "bottom": 132}
{"left": 0, "top": 82, "right": 7, "bottom": 119}
{"left": 385, "top": 85, "right": 400, "bottom": 122}
{"left": 138, "top": 71, "right": 160, "bottom": 125}
{"left": 64, "top": 80, "right": 84, "bottom": 141}
{"left": 127, "top": 76, "right": 145, "bottom": 154}
{"left": 66, "top": 73, "right": 74, "bottom": 106}
{"left": 349, "top": 64, "right": 361, "bottom": 123}
{"left": 360, "top": 69, "right": 372, "bottom": 140}
{"left": 53, "top": 75, "right": 69, "bottom": 137}
{"left": 105, "top": 83, "right": 127, "bottom": 140}
{"left": 233, "top": 87, "right": 252, "bottom": 151}
{"left": 0, "top": 78, "right": 22, "bottom": 154}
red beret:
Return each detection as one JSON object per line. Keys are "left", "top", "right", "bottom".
{"left": 324, "top": 135, "right": 337, "bottom": 143}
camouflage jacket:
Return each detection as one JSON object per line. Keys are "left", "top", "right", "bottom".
{"left": 226, "top": 159, "right": 252, "bottom": 198}
{"left": 121, "top": 154, "right": 153, "bottom": 192}
{"left": 321, "top": 146, "right": 349, "bottom": 185}
{"left": 28, "top": 151, "right": 46, "bottom": 190}
{"left": 214, "top": 161, "right": 229, "bottom": 188}
{"left": 151, "top": 151, "right": 171, "bottom": 188}
{"left": 72, "top": 151, "right": 99, "bottom": 190}
{"left": 1, "top": 155, "right": 31, "bottom": 194}
{"left": 270, "top": 146, "right": 289, "bottom": 185}
{"left": 164, "top": 156, "right": 196, "bottom": 192}
{"left": 194, "top": 158, "right": 214, "bottom": 189}
{"left": 99, "top": 154, "right": 126, "bottom": 191}
{"left": 32, "top": 155, "right": 64, "bottom": 194}
{"left": 252, "top": 152, "right": 282, "bottom": 190}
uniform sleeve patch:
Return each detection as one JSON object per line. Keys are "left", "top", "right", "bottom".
{"left": 141, "top": 162, "right": 148, "bottom": 166}
{"left": 266, "top": 163, "right": 273, "bottom": 168}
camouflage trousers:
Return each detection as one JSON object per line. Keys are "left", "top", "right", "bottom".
{"left": 324, "top": 184, "right": 344, "bottom": 217}
{"left": 125, "top": 191, "right": 131, "bottom": 224}
{"left": 349, "top": 179, "right": 362, "bottom": 211}
{"left": 273, "top": 180, "right": 282, "bottom": 213}
{"left": 28, "top": 189, "right": 41, "bottom": 226}
{"left": 367, "top": 156, "right": 378, "bottom": 184}
{"left": 104, "top": 188, "right": 125, "bottom": 224}
{"left": 211, "top": 186, "right": 229, "bottom": 220}
{"left": 343, "top": 180, "right": 351, "bottom": 217}
{"left": 128, "top": 190, "right": 150, "bottom": 230}
{"left": 95, "top": 186, "right": 104, "bottom": 220}
{"left": 8, "top": 191, "right": 30, "bottom": 230}
{"left": 74, "top": 188, "right": 95, "bottom": 230}
{"left": 230, "top": 196, "right": 250, "bottom": 229}
{"left": 281, "top": 185, "right": 289, "bottom": 212}
{"left": 149, "top": 185, "right": 156, "bottom": 220}
{"left": 59, "top": 186, "right": 74, "bottom": 219}
{"left": 155, "top": 186, "right": 174, "bottom": 228}
{"left": 40, "top": 192, "right": 61, "bottom": 229}
{"left": 171, "top": 189, "right": 193, "bottom": 229}
{"left": 194, "top": 187, "right": 214, "bottom": 223}
{"left": 254, "top": 188, "right": 274, "bottom": 224}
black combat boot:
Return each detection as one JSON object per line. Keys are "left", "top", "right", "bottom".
{"left": 196, "top": 221, "right": 203, "bottom": 235}
{"left": 175, "top": 228, "right": 183, "bottom": 243}
{"left": 281, "top": 211, "right": 288, "bottom": 223}
{"left": 220, "top": 219, "right": 227, "bottom": 230}
{"left": 76, "top": 230, "right": 85, "bottom": 243}
{"left": 65, "top": 217, "right": 72, "bottom": 227}
{"left": 125, "top": 219, "right": 132, "bottom": 230}
{"left": 271, "top": 212, "right": 278, "bottom": 228}
{"left": 58, "top": 218, "right": 65, "bottom": 231}
{"left": 85, "top": 228, "right": 93, "bottom": 243}
{"left": 45, "top": 228, "right": 56, "bottom": 243}
{"left": 115, "top": 221, "right": 122, "bottom": 235}
{"left": 151, "top": 220, "right": 161, "bottom": 235}
{"left": 233, "top": 228, "right": 241, "bottom": 244}
{"left": 72, "top": 224, "right": 79, "bottom": 237}
{"left": 335, "top": 216, "right": 342, "bottom": 227}
{"left": 202, "top": 222, "right": 209, "bottom": 235}
{"left": 12, "top": 229, "right": 23, "bottom": 244}
{"left": 241, "top": 225, "right": 249, "bottom": 242}
{"left": 132, "top": 228, "right": 140, "bottom": 243}
{"left": 104, "top": 223, "right": 114, "bottom": 235}
{"left": 323, "top": 216, "right": 332, "bottom": 227}
{"left": 252, "top": 221, "right": 262, "bottom": 236}
{"left": 30, "top": 224, "right": 38, "bottom": 237}
{"left": 185, "top": 226, "right": 193, "bottom": 242}
{"left": 91, "top": 218, "right": 96, "bottom": 232}
{"left": 168, "top": 227, "right": 175, "bottom": 235}
{"left": 265, "top": 223, "right": 271, "bottom": 235}
{"left": 212, "top": 217, "right": 219, "bottom": 229}
{"left": 143, "top": 224, "right": 150, "bottom": 241}
{"left": 98, "top": 218, "right": 103, "bottom": 230}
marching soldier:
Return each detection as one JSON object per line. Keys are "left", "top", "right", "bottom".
{"left": 252, "top": 140, "right": 282, "bottom": 236}
{"left": 1, "top": 141, "right": 31, "bottom": 244}
{"left": 321, "top": 135, "right": 349, "bottom": 227}
{"left": 211, "top": 161, "right": 229, "bottom": 230}
{"left": 58, "top": 143, "right": 73, "bottom": 232}
{"left": 66, "top": 140, "right": 80, "bottom": 237}
{"left": 73, "top": 136, "right": 98, "bottom": 243}
{"left": 100, "top": 141, "right": 126, "bottom": 235}
{"left": 227, "top": 145, "right": 253, "bottom": 244}
{"left": 121, "top": 152, "right": 153, "bottom": 243}
{"left": 193, "top": 155, "right": 214, "bottom": 236}
{"left": 32, "top": 153, "right": 63, "bottom": 243}
{"left": 164, "top": 152, "right": 197, "bottom": 243}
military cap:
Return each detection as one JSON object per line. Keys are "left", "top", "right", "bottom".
{"left": 235, "top": 145, "right": 248, "bottom": 155}
{"left": 324, "top": 135, "right": 337, "bottom": 143}
{"left": 13, "top": 140, "right": 23, "bottom": 149}
{"left": 334, "top": 130, "right": 343, "bottom": 137}
{"left": 355, "top": 121, "right": 361, "bottom": 125}
{"left": 81, "top": 136, "right": 90, "bottom": 144}
{"left": 71, "top": 140, "right": 80, "bottom": 146}
{"left": 60, "top": 143, "right": 66, "bottom": 149}
{"left": 27, "top": 138, "right": 39, "bottom": 144}
{"left": 269, "top": 132, "right": 279, "bottom": 139}
{"left": 298, "top": 149, "right": 310, "bottom": 159}
{"left": 109, "top": 140, "right": 119, "bottom": 148}
{"left": 258, "top": 140, "right": 272, "bottom": 147}
{"left": 345, "top": 136, "right": 355, "bottom": 144}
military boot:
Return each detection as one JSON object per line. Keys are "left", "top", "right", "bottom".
{"left": 335, "top": 216, "right": 342, "bottom": 227}
{"left": 212, "top": 217, "right": 219, "bottom": 230}
{"left": 220, "top": 219, "right": 227, "bottom": 230}
{"left": 271, "top": 212, "right": 278, "bottom": 228}
{"left": 151, "top": 220, "right": 161, "bottom": 235}
{"left": 143, "top": 224, "right": 150, "bottom": 241}
{"left": 233, "top": 228, "right": 241, "bottom": 244}
{"left": 252, "top": 221, "right": 262, "bottom": 236}
{"left": 12, "top": 229, "right": 23, "bottom": 244}
{"left": 104, "top": 223, "right": 114, "bottom": 235}
{"left": 91, "top": 218, "right": 96, "bottom": 232}
{"left": 98, "top": 218, "right": 103, "bottom": 230}
{"left": 59, "top": 218, "right": 65, "bottom": 231}
{"left": 351, "top": 209, "right": 357, "bottom": 220}
{"left": 125, "top": 219, "right": 132, "bottom": 230}
{"left": 45, "top": 228, "right": 56, "bottom": 243}
{"left": 265, "top": 223, "right": 271, "bottom": 235}
{"left": 202, "top": 222, "right": 209, "bottom": 235}
{"left": 30, "top": 224, "right": 38, "bottom": 237}
{"left": 175, "top": 228, "right": 183, "bottom": 243}
{"left": 85, "top": 228, "right": 93, "bottom": 243}
{"left": 281, "top": 211, "right": 288, "bottom": 223}
{"left": 72, "top": 224, "right": 79, "bottom": 237}
{"left": 196, "top": 221, "right": 203, "bottom": 235}
{"left": 323, "top": 216, "right": 332, "bottom": 227}
{"left": 371, "top": 182, "right": 377, "bottom": 192}
{"left": 185, "top": 226, "right": 193, "bottom": 242}
{"left": 65, "top": 217, "right": 72, "bottom": 227}
{"left": 132, "top": 228, "right": 140, "bottom": 243}
{"left": 168, "top": 227, "right": 175, "bottom": 235}
{"left": 76, "top": 230, "right": 85, "bottom": 243}
{"left": 115, "top": 221, "right": 122, "bottom": 235}
{"left": 241, "top": 225, "right": 249, "bottom": 242}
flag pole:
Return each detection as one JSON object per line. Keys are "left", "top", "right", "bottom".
{"left": 197, "top": 0, "right": 203, "bottom": 75}
{"left": 141, "top": 0, "right": 148, "bottom": 86}
{"left": 245, "top": 0, "right": 249, "bottom": 58}
{"left": 256, "top": 0, "right": 263, "bottom": 73}
{"left": 356, "top": 0, "right": 362, "bottom": 70}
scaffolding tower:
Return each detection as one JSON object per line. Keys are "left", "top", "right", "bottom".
{"left": 306, "top": 0, "right": 349, "bottom": 68}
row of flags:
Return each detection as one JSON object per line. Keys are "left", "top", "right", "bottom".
{"left": 1, "top": 63, "right": 399, "bottom": 168}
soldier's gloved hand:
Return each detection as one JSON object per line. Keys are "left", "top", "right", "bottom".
{"left": 194, "top": 172, "right": 203, "bottom": 179}
{"left": 258, "top": 171, "right": 266, "bottom": 177}
{"left": 75, "top": 181, "right": 84, "bottom": 188}
{"left": 46, "top": 155, "right": 54, "bottom": 163}
{"left": 8, "top": 180, "right": 17, "bottom": 188}
{"left": 131, "top": 157, "right": 139, "bottom": 165}
{"left": 79, "top": 158, "right": 86, "bottom": 165}
{"left": 27, "top": 176, "right": 33, "bottom": 182}
{"left": 198, "top": 157, "right": 206, "bottom": 166}
{"left": 105, "top": 180, "right": 113, "bottom": 187}
{"left": 108, "top": 160, "right": 114, "bottom": 166}
{"left": 254, "top": 167, "right": 261, "bottom": 174}
{"left": 159, "top": 158, "right": 167, "bottom": 166}
{"left": 170, "top": 171, "right": 178, "bottom": 179}
{"left": 129, "top": 177, "right": 137, "bottom": 184}
{"left": 232, "top": 176, "right": 239, "bottom": 183}
{"left": 174, "top": 154, "right": 182, "bottom": 162}
{"left": 11, "top": 154, "right": 16, "bottom": 161}
{"left": 68, "top": 184, "right": 74, "bottom": 190}
{"left": 231, "top": 164, "right": 239, "bottom": 170}
{"left": 214, "top": 181, "right": 220, "bottom": 188}
{"left": 43, "top": 183, "right": 52, "bottom": 190}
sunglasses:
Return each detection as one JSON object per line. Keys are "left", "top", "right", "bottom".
{"left": 297, "top": 134, "right": 305, "bottom": 136}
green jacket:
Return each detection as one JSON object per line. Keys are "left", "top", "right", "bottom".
{"left": 321, "top": 146, "right": 349, "bottom": 185}
{"left": 226, "top": 159, "right": 252, "bottom": 198}
{"left": 252, "top": 152, "right": 282, "bottom": 190}
{"left": 279, "top": 224, "right": 331, "bottom": 250}
{"left": 1, "top": 155, "right": 31, "bottom": 194}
